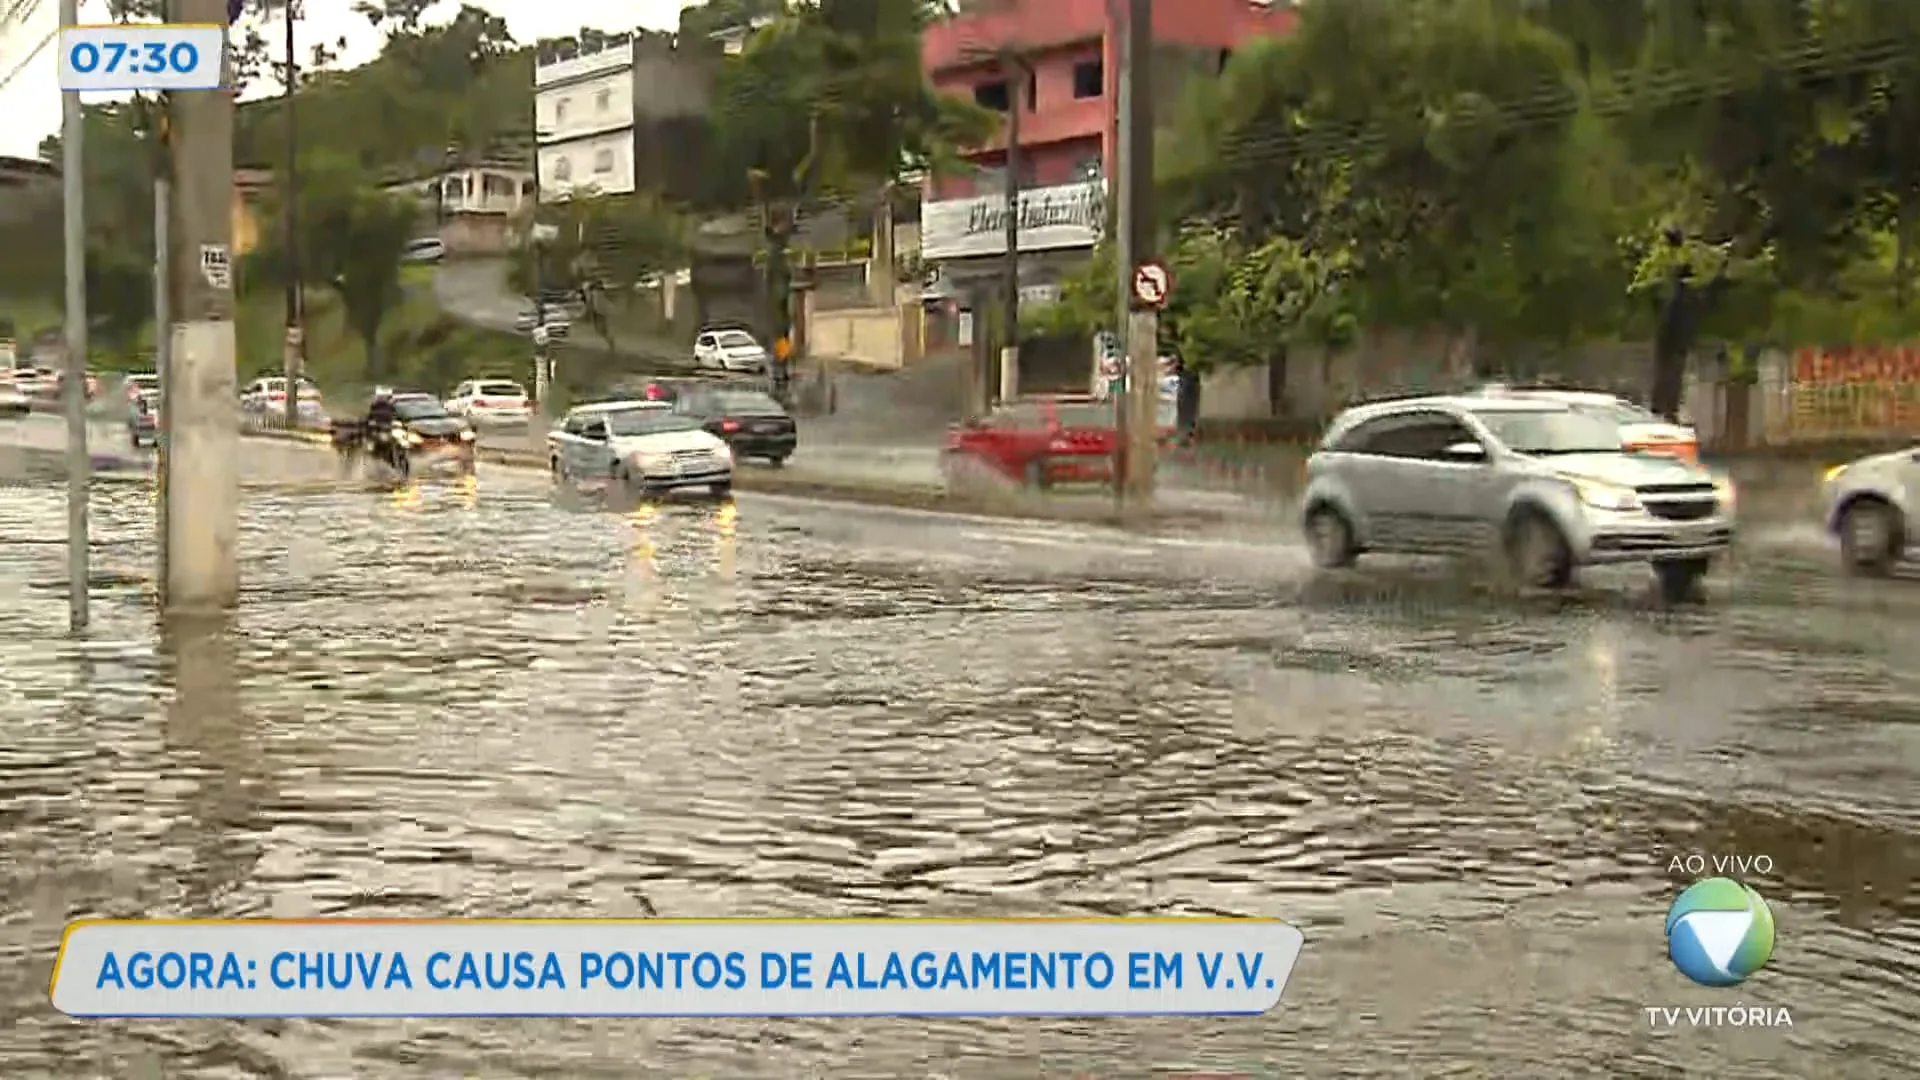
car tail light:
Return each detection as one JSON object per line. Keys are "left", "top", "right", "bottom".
{"left": 473, "top": 398, "right": 492, "bottom": 408}
{"left": 721, "top": 419, "right": 740, "bottom": 432}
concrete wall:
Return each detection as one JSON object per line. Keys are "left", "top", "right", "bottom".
{"left": 808, "top": 285, "right": 927, "bottom": 369}
{"left": 1198, "top": 330, "right": 1658, "bottom": 422}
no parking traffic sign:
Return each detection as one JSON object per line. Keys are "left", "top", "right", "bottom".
{"left": 1131, "top": 260, "right": 1171, "bottom": 309}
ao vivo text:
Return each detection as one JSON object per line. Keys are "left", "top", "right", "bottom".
{"left": 95, "top": 948, "right": 1277, "bottom": 993}
{"left": 1667, "top": 853, "right": 1774, "bottom": 876}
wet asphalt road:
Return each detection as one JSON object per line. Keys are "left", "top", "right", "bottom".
{"left": 0, "top": 434, "right": 1915, "bottom": 1077}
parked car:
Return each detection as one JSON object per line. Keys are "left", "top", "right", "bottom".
{"left": 942, "top": 395, "right": 1174, "bottom": 489}
{"left": 1299, "top": 391, "right": 1735, "bottom": 602}
{"left": 693, "top": 328, "right": 771, "bottom": 373}
{"left": 672, "top": 385, "right": 796, "bottom": 465}
{"left": 446, "top": 378, "right": 532, "bottom": 426}
{"left": 1488, "top": 386, "right": 1700, "bottom": 461}
{"left": 1821, "top": 446, "right": 1920, "bottom": 575}
{"left": 0, "top": 373, "right": 29, "bottom": 418}
{"left": 240, "top": 375, "right": 321, "bottom": 410}
{"left": 547, "top": 399, "right": 732, "bottom": 496}
{"left": 402, "top": 237, "right": 446, "bottom": 263}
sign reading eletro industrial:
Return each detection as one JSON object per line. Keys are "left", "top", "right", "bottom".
{"left": 921, "top": 180, "right": 1106, "bottom": 261}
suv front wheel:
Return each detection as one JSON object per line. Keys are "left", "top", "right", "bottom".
{"left": 1304, "top": 504, "right": 1358, "bottom": 569}
{"left": 1653, "top": 558, "right": 1710, "bottom": 604}
{"left": 1505, "top": 509, "right": 1573, "bottom": 589}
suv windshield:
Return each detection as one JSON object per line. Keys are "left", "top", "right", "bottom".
{"left": 606, "top": 409, "right": 696, "bottom": 436}
{"left": 1473, "top": 408, "right": 1622, "bottom": 455}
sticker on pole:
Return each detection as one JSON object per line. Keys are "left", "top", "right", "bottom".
{"left": 1131, "top": 260, "right": 1171, "bottom": 309}
{"left": 199, "top": 245, "right": 231, "bottom": 291}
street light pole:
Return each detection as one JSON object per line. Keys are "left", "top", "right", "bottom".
{"left": 281, "top": 0, "right": 302, "bottom": 432}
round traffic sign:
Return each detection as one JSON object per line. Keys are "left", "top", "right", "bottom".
{"left": 1132, "top": 260, "right": 1172, "bottom": 308}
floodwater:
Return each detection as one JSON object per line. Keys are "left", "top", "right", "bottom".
{"left": 0, "top": 452, "right": 1914, "bottom": 1078}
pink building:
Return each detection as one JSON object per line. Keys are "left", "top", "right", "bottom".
{"left": 921, "top": 0, "right": 1297, "bottom": 201}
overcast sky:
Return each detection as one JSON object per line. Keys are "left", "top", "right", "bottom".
{"left": 0, "top": 0, "right": 697, "bottom": 158}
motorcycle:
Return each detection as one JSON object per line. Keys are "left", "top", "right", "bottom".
{"left": 331, "top": 417, "right": 411, "bottom": 481}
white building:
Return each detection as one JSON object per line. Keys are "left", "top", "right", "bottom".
{"left": 534, "top": 36, "right": 638, "bottom": 200}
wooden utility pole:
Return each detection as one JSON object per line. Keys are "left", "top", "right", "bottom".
{"left": 165, "top": 0, "right": 241, "bottom": 611}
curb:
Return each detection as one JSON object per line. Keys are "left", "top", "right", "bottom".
{"left": 238, "top": 427, "right": 1227, "bottom": 529}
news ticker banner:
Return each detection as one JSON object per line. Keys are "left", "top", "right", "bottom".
{"left": 52, "top": 919, "right": 1305, "bottom": 1018}
{"left": 58, "top": 25, "right": 226, "bottom": 93}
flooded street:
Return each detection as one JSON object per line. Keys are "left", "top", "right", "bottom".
{"left": 0, "top": 456, "right": 1914, "bottom": 1077}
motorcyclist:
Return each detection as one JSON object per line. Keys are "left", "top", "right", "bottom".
{"left": 365, "top": 386, "right": 399, "bottom": 431}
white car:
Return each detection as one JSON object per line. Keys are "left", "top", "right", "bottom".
{"left": 402, "top": 237, "right": 446, "bottom": 263}
{"left": 546, "top": 399, "right": 733, "bottom": 496}
{"left": 240, "top": 376, "right": 326, "bottom": 429}
{"left": 694, "top": 328, "right": 770, "bottom": 373}
{"left": 446, "top": 378, "right": 532, "bottom": 426}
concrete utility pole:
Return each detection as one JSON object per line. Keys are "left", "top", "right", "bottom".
{"left": 59, "top": 0, "right": 90, "bottom": 629}
{"left": 1110, "top": 0, "right": 1157, "bottom": 507}
{"left": 165, "top": 0, "right": 241, "bottom": 611}
{"left": 281, "top": 0, "right": 303, "bottom": 432}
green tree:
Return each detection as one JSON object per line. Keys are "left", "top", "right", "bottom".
{"left": 249, "top": 154, "right": 418, "bottom": 379}
{"left": 708, "top": 0, "right": 994, "bottom": 345}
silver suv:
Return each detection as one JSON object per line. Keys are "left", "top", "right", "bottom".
{"left": 1300, "top": 393, "right": 1736, "bottom": 601}
{"left": 1821, "top": 446, "right": 1919, "bottom": 575}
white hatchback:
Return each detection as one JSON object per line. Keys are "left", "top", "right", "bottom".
{"left": 694, "top": 328, "right": 770, "bottom": 373}
{"left": 447, "top": 378, "right": 531, "bottom": 426}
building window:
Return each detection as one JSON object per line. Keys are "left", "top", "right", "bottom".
{"left": 1072, "top": 59, "right": 1102, "bottom": 99}
{"left": 595, "top": 88, "right": 612, "bottom": 112}
{"left": 554, "top": 98, "right": 570, "bottom": 124}
{"left": 593, "top": 148, "right": 614, "bottom": 174}
{"left": 552, "top": 156, "right": 572, "bottom": 182}
{"left": 1024, "top": 69, "right": 1036, "bottom": 109}
{"left": 972, "top": 80, "right": 1009, "bottom": 112}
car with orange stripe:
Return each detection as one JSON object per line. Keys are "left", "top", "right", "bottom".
{"left": 1482, "top": 386, "right": 1700, "bottom": 461}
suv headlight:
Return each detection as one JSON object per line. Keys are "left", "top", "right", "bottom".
{"left": 1571, "top": 478, "right": 1641, "bottom": 511}
{"left": 1712, "top": 474, "right": 1736, "bottom": 509}
{"left": 714, "top": 442, "right": 733, "bottom": 460}
{"left": 1823, "top": 463, "right": 1849, "bottom": 483}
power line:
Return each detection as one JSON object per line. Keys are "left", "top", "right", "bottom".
{"left": 0, "top": 25, "right": 56, "bottom": 95}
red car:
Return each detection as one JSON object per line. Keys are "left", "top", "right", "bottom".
{"left": 944, "top": 396, "right": 1171, "bottom": 488}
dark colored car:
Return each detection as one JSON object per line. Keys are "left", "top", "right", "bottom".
{"left": 674, "top": 386, "right": 797, "bottom": 465}
{"left": 391, "top": 394, "right": 476, "bottom": 454}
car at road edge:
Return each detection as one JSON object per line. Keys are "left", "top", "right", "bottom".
{"left": 1301, "top": 392, "right": 1736, "bottom": 601}
{"left": 1821, "top": 446, "right": 1920, "bottom": 575}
